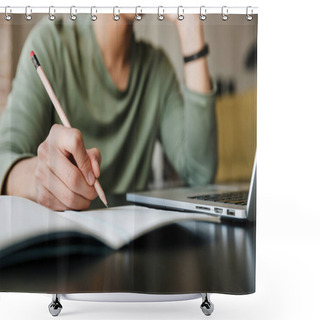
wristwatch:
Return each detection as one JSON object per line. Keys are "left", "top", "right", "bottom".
{"left": 183, "top": 44, "right": 209, "bottom": 63}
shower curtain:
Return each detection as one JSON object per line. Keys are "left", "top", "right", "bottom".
{"left": 0, "top": 6, "right": 257, "bottom": 316}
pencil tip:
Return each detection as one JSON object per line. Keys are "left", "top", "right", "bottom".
{"left": 30, "top": 51, "right": 35, "bottom": 58}
{"left": 102, "top": 198, "right": 108, "bottom": 208}
{"left": 94, "top": 180, "right": 108, "bottom": 209}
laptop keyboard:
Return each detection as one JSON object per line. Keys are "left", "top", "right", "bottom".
{"left": 188, "top": 191, "right": 248, "bottom": 206}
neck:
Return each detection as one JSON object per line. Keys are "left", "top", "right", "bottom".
{"left": 93, "top": 15, "right": 133, "bottom": 71}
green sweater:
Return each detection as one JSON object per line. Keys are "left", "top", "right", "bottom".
{"left": 0, "top": 17, "right": 217, "bottom": 208}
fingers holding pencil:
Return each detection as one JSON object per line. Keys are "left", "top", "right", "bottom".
{"left": 30, "top": 51, "right": 108, "bottom": 209}
{"left": 52, "top": 125, "right": 96, "bottom": 186}
{"left": 36, "top": 125, "right": 99, "bottom": 210}
{"left": 46, "top": 125, "right": 98, "bottom": 195}
{"left": 87, "top": 148, "right": 102, "bottom": 179}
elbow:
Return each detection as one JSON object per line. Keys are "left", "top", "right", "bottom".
{"left": 193, "top": 166, "right": 217, "bottom": 186}
{"left": 185, "top": 153, "right": 218, "bottom": 186}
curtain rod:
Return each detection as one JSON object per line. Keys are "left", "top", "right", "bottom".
{"left": 0, "top": 6, "right": 258, "bottom": 15}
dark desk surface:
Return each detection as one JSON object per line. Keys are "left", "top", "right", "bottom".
{"left": 0, "top": 214, "right": 255, "bottom": 295}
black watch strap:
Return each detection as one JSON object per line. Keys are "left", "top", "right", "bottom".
{"left": 183, "top": 44, "right": 209, "bottom": 63}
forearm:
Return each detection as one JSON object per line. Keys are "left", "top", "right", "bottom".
{"left": 177, "top": 18, "right": 216, "bottom": 182}
{"left": 176, "top": 17, "right": 211, "bottom": 94}
{"left": 160, "top": 17, "right": 217, "bottom": 184}
{"left": 4, "top": 157, "right": 37, "bottom": 201}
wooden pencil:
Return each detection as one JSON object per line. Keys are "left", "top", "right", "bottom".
{"left": 30, "top": 51, "right": 108, "bottom": 208}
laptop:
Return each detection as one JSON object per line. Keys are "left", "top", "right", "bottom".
{"left": 126, "top": 154, "right": 256, "bottom": 222}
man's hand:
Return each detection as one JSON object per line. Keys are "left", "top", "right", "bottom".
{"left": 34, "top": 124, "right": 101, "bottom": 210}
{"left": 5, "top": 124, "right": 101, "bottom": 211}
{"left": 5, "top": 125, "right": 101, "bottom": 210}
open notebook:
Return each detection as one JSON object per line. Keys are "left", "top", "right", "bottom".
{"left": 0, "top": 196, "right": 219, "bottom": 267}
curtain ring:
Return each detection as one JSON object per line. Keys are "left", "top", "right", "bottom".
{"left": 4, "top": 6, "right": 12, "bottom": 21}
{"left": 70, "top": 6, "right": 77, "bottom": 21}
{"left": 221, "top": 6, "right": 228, "bottom": 21}
{"left": 48, "top": 6, "right": 56, "bottom": 21}
{"left": 113, "top": 6, "right": 120, "bottom": 21}
{"left": 200, "top": 6, "right": 207, "bottom": 21}
{"left": 90, "top": 6, "right": 97, "bottom": 21}
{"left": 25, "top": 6, "right": 32, "bottom": 21}
{"left": 135, "top": 6, "right": 142, "bottom": 21}
{"left": 157, "top": 6, "right": 164, "bottom": 21}
{"left": 246, "top": 6, "right": 253, "bottom": 21}
{"left": 177, "top": 6, "right": 184, "bottom": 21}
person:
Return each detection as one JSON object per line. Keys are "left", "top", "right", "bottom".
{"left": 0, "top": 14, "right": 217, "bottom": 211}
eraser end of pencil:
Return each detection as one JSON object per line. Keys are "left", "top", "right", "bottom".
{"left": 30, "top": 51, "right": 40, "bottom": 69}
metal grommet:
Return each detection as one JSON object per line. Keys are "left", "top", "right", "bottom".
{"left": 4, "top": 6, "right": 12, "bottom": 21}
{"left": 113, "top": 6, "right": 120, "bottom": 21}
{"left": 91, "top": 6, "right": 97, "bottom": 21}
{"left": 177, "top": 6, "right": 184, "bottom": 21}
{"left": 135, "top": 6, "right": 142, "bottom": 21}
{"left": 70, "top": 6, "right": 77, "bottom": 21}
{"left": 48, "top": 6, "right": 56, "bottom": 21}
{"left": 157, "top": 6, "right": 164, "bottom": 21}
{"left": 246, "top": 6, "right": 253, "bottom": 21}
{"left": 25, "top": 6, "right": 32, "bottom": 21}
{"left": 221, "top": 6, "right": 228, "bottom": 21}
{"left": 200, "top": 6, "right": 207, "bottom": 21}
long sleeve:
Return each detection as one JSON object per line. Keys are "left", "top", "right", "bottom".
{"left": 159, "top": 56, "right": 217, "bottom": 186}
{"left": 0, "top": 22, "right": 60, "bottom": 193}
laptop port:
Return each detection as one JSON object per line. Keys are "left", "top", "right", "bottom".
{"left": 196, "top": 206, "right": 211, "bottom": 211}
{"left": 214, "top": 208, "right": 223, "bottom": 214}
{"left": 227, "top": 209, "right": 235, "bottom": 216}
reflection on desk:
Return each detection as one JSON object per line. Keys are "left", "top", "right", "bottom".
{"left": 0, "top": 219, "right": 255, "bottom": 295}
